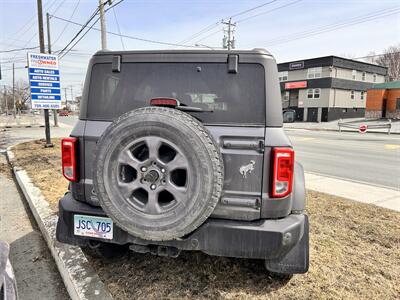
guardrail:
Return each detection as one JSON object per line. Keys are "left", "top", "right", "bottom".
{"left": 338, "top": 119, "right": 392, "bottom": 134}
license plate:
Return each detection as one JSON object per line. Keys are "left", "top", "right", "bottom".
{"left": 74, "top": 215, "right": 113, "bottom": 240}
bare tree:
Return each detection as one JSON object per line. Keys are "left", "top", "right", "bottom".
{"left": 0, "top": 86, "right": 14, "bottom": 113}
{"left": 13, "top": 80, "right": 31, "bottom": 111}
{"left": 0, "top": 80, "right": 31, "bottom": 113}
{"left": 375, "top": 44, "right": 400, "bottom": 81}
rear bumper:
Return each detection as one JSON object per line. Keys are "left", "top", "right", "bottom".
{"left": 56, "top": 193, "right": 308, "bottom": 271}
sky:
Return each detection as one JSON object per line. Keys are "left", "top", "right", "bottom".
{"left": 1, "top": 0, "right": 399, "bottom": 100}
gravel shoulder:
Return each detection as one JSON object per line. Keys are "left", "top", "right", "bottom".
{"left": 10, "top": 139, "right": 400, "bottom": 300}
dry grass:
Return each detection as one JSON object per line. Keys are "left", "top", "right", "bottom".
{"left": 0, "top": 160, "right": 12, "bottom": 178}
{"left": 12, "top": 140, "right": 400, "bottom": 299}
{"left": 12, "top": 138, "right": 68, "bottom": 211}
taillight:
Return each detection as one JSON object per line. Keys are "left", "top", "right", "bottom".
{"left": 271, "top": 148, "right": 294, "bottom": 198}
{"left": 150, "top": 98, "right": 179, "bottom": 107}
{"left": 61, "top": 137, "right": 77, "bottom": 182}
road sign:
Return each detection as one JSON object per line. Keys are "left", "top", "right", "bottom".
{"left": 359, "top": 124, "right": 368, "bottom": 133}
{"left": 27, "top": 53, "right": 61, "bottom": 109}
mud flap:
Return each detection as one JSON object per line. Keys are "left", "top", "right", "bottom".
{"left": 265, "top": 215, "right": 309, "bottom": 274}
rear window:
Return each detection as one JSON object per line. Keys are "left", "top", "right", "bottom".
{"left": 87, "top": 62, "right": 265, "bottom": 124}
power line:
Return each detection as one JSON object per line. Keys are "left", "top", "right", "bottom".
{"left": 230, "top": 0, "right": 279, "bottom": 18}
{"left": 105, "top": 0, "right": 125, "bottom": 12}
{"left": 177, "top": 22, "right": 221, "bottom": 46}
{"left": 261, "top": 7, "right": 400, "bottom": 47}
{"left": 52, "top": 0, "right": 81, "bottom": 46}
{"left": 177, "top": 0, "right": 281, "bottom": 46}
{"left": 195, "top": 28, "right": 223, "bottom": 43}
{"left": 237, "top": 0, "right": 303, "bottom": 23}
{"left": 56, "top": 6, "right": 101, "bottom": 57}
{"left": 112, "top": 6, "right": 126, "bottom": 50}
{"left": 59, "top": 15, "right": 102, "bottom": 59}
{"left": 263, "top": 6, "right": 399, "bottom": 45}
{"left": 0, "top": 46, "right": 39, "bottom": 53}
{"left": 51, "top": 15, "right": 200, "bottom": 49}
{"left": 354, "top": 51, "right": 400, "bottom": 60}
{"left": 4, "top": 0, "right": 63, "bottom": 49}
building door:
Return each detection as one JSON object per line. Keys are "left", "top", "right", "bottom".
{"left": 307, "top": 108, "right": 318, "bottom": 122}
{"left": 289, "top": 90, "right": 299, "bottom": 107}
{"left": 321, "top": 108, "right": 329, "bottom": 122}
{"left": 295, "top": 108, "right": 304, "bottom": 121}
{"left": 382, "top": 99, "right": 387, "bottom": 118}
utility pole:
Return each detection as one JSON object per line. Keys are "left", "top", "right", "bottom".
{"left": 99, "top": 0, "right": 108, "bottom": 50}
{"left": 64, "top": 88, "right": 68, "bottom": 110}
{"left": 46, "top": 12, "right": 58, "bottom": 127}
{"left": 4, "top": 86, "right": 8, "bottom": 115}
{"left": 36, "top": 0, "right": 53, "bottom": 147}
{"left": 222, "top": 18, "right": 236, "bottom": 50}
{"left": 12, "top": 63, "right": 16, "bottom": 117}
{"left": 70, "top": 86, "right": 73, "bottom": 108}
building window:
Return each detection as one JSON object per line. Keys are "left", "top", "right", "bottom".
{"left": 373, "top": 74, "right": 377, "bottom": 82}
{"left": 362, "top": 72, "right": 366, "bottom": 81}
{"left": 307, "top": 89, "right": 313, "bottom": 99}
{"left": 396, "top": 98, "right": 400, "bottom": 110}
{"left": 351, "top": 90, "right": 355, "bottom": 100}
{"left": 314, "top": 88, "right": 321, "bottom": 99}
{"left": 279, "top": 71, "right": 288, "bottom": 82}
{"left": 361, "top": 91, "right": 365, "bottom": 100}
{"left": 307, "top": 88, "right": 320, "bottom": 99}
{"left": 307, "top": 67, "right": 322, "bottom": 79}
{"left": 283, "top": 91, "right": 289, "bottom": 101}
{"left": 352, "top": 70, "right": 357, "bottom": 80}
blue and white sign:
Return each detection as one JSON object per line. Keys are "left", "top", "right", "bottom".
{"left": 28, "top": 53, "right": 62, "bottom": 109}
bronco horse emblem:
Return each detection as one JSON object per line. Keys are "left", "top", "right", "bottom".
{"left": 239, "top": 160, "right": 255, "bottom": 178}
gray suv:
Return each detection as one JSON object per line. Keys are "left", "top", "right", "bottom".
{"left": 56, "top": 49, "right": 309, "bottom": 275}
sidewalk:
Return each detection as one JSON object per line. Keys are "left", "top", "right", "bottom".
{"left": 0, "top": 154, "right": 69, "bottom": 299}
{"left": 305, "top": 172, "right": 400, "bottom": 212}
{"left": 284, "top": 118, "right": 400, "bottom": 134}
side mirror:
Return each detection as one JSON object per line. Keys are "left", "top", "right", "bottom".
{"left": 283, "top": 111, "right": 295, "bottom": 123}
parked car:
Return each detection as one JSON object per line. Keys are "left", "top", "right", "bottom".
{"left": 56, "top": 49, "right": 309, "bottom": 276}
{"left": 58, "top": 110, "right": 69, "bottom": 117}
{"left": 0, "top": 240, "right": 18, "bottom": 300}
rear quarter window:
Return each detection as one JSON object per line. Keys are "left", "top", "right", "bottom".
{"left": 87, "top": 62, "right": 266, "bottom": 125}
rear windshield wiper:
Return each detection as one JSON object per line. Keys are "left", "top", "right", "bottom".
{"left": 176, "top": 105, "right": 213, "bottom": 113}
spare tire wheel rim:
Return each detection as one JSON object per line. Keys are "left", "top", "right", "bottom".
{"left": 115, "top": 136, "right": 191, "bottom": 215}
{"left": 94, "top": 107, "right": 223, "bottom": 241}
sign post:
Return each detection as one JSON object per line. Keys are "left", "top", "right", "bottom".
{"left": 27, "top": 53, "right": 61, "bottom": 146}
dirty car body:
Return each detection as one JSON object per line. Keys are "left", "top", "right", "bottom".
{"left": 0, "top": 241, "right": 18, "bottom": 300}
{"left": 56, "top": 49, "right": 309, "bottom": 275}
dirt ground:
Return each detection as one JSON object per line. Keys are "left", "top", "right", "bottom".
{"left": 11, "top": 139, "right": 400, "bottom": 299}
{"left": 12, "top": 138, "right": 68, "bottom": 211}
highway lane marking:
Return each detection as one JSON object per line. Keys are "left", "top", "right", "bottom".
{"left": 384, "top": 144, "right": 400, "bottom": 150}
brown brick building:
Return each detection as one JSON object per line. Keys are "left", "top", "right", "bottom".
{"left": 366, "top": 81, "right": 400, "bottom": 119}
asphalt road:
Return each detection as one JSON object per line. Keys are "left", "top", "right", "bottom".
{"left": 0, "top": 154, "right": 69, "bottom": 300}
{"left": 57, "top": 114, "right": 78, "bottom": 127}
{"left": 286, "top": 129, "right": 400, "bottom": 190}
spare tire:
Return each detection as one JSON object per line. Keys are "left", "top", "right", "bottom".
{"left": 93, "top": 107, "right": 224, "bottom": 241}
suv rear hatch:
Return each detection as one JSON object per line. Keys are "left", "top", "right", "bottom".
{"left": 72, "top": 51, "right": 285, "bottom": 221}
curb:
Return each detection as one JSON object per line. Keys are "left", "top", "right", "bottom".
{"left": 6, "top": 148, "right": 112, "bottom": 300}
{"left": 304, "top": 172, "right": 400, "bottom": 212}
{"left": 284, "top": 127, "right": 400, "bottom": 135}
